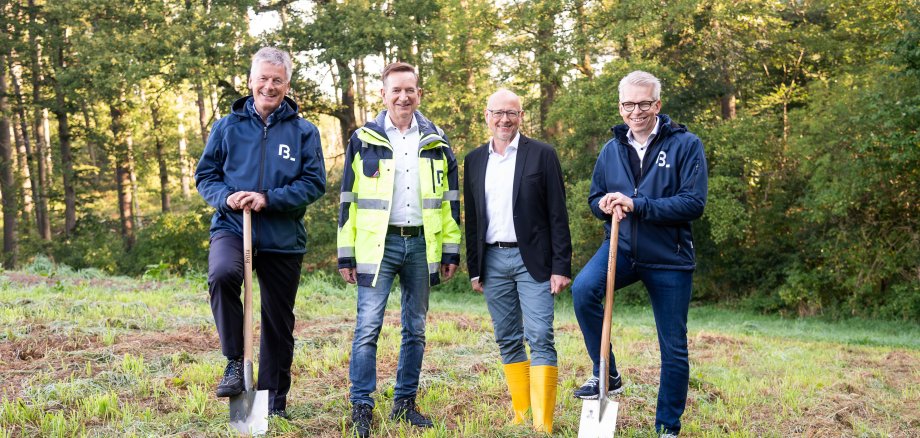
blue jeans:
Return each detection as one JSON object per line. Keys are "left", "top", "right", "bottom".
{"left": 349, "top": 234, "right": 431, "bottom": 407}
{"left": 572, "top": 238, "right": 692, "bottom": 435}
{"left": 482, "top": 247, "right": 556, "bottom": 366}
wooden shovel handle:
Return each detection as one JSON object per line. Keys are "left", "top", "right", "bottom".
{"left": 243, "top": 209, "right": 254, "bottom": 364}
{"left": 599, "top": 215, "right": 619, "bottom": 392}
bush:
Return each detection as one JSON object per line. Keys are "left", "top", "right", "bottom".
{"left": 120, "top": 208, "right": 212, "bottom": 276}
{"left": 49, "top": 214, "right": 124, "bottom": 274}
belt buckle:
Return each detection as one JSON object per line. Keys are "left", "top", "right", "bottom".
{"left": 400, "top": 227, "right": 412, "bottom": 237}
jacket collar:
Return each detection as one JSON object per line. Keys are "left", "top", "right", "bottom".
{"left": 611, "top": 114, "right": 686, "bottom": 145}
{"left": 231, "top": 96, "right": 300, "bottom": 124}
{"left": 360, "top": 110, "right": 446, "bottom": 149}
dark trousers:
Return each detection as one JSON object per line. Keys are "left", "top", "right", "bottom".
{"left": 572, "top": 238, "right": 692, "bottom": 435}
{"left": 208, "top": 231, "right": 303, "bottom": 411}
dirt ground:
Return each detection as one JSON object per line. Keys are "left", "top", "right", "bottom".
{"left": 2, "top": 273, "right": 918, "bottom": 436}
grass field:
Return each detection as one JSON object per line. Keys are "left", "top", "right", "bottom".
{"left": 1, "top": 264, "right": 917, "bottom": 437}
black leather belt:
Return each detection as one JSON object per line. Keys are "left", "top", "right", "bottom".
{"left": 387, "top": 225, "right": 424, "bottom": 236}
{"left": 487, "top": 241, "right": 518, "bottom": 248}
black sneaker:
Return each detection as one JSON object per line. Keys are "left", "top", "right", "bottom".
{"left": 352, "top": 402, "right": 373, "bottom": 438}
{"left": 572, "top": 374, "right": 624, "bottom": 400}
{"left": 269, "top": 409, "right": 290, "bottom": 420}
{"left": 215, "top": 358, "right": 244, "bottom": 397}
{"left": 390, "top": 397, "right": 433, "bottom": 428}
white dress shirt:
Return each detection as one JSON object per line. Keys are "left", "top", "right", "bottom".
{"left": 626, "top": 116, "right": 661, "bottom": 165}
{"left": 385, "top": 114, "right": 423, "bottom": 226}
{"left": 484, "top": 132, "right": 521, "bottom": 244}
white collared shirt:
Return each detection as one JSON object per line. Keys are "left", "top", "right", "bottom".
{"left": 484, "top": 132, "right": 521, "bottom": 244}
{"left": 385, "top": 114, "right": 423, "bottom": 226}
{"left": 626, "top": 116, "right": 661, "bottom": 164}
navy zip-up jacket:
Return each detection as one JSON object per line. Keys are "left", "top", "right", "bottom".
{"left": 589, "top": 114, "right": 708, "bottom": 270}
{"left": 196, "top": 96, "right": 326, "bottom": 254}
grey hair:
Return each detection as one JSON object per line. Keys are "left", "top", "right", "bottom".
{"left": 250, "top": 47, "right": 293, "bottom": 82}
{"left": 618, "top": 70, "right": 661, "bottom": 101}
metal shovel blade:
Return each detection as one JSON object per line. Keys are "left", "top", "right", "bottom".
{"left": 229, "top": 360, "right": 269, "bottom": 435}
{"left": 229, "top": 390, "right": 269, "bottom": 435}
{"left": 578, "top": 397, "right": 618, "bottom": 438}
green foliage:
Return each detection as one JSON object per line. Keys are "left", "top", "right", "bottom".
{"left": 783, "top": 65, "right": 920, "bottom": 320}
{"left": 566, "top": 178, "right": 599, "bottom": 272}
{"left": 120, "top": 208, "right": 211, "bottom": 276}
{"left": 302, "top": 173, "right": 340, "bottom": 271}
{"left": 49, "top": 214, "right": 124, "bottom": 274}
{"left": 2, "top": 0, "right": 918, "bottom": 323}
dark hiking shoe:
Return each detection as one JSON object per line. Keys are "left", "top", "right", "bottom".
{"left": 572, "top": 373, "right": 624, "bottom": 400}
{"left": 390, "top": 397, "right": 433, "bottom": 428}
{"left": 215, "top": 358, "right": 244, "bottom": 397}
{"left": 352, "top": 402, "right": 373, "bottom": 438}
{"left": 269, "top": 409, "right": 290, "bottom": 420}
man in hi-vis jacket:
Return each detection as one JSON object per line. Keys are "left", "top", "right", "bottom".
{"left": 336, "top": 62, "right": 461, "bottom": 438}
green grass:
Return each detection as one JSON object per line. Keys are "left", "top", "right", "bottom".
{"left": 0, "top": 268, "right": 917, "bottom": 437}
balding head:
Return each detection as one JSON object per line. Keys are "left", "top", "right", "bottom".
{"left": 486, "top": 89, "right": 522, "bottom": 111}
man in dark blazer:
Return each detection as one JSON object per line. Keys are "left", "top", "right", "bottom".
{"left": 463, "top": 88, "right": 572, "bottom": 433}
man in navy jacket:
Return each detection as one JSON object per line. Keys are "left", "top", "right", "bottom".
{"left": 571, "top": 71, "right": 707, "bottom": 436}
{"left": 195, "top": 47, "right": 326, "bottom": 418}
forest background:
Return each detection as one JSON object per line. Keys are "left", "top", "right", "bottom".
{"left": 0, "top": 0, "right": 916, "bottom": 321}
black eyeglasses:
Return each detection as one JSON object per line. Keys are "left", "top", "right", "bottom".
{"left": 487, "top": 109, "right": 522, "bottom": 120}
{"left": 620, "top": 100, "right": 657, "bottom": 112}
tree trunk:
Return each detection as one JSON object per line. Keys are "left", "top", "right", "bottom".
{"left": 29, "top": 0, "right": 51, "bottom": 240}
{"left": 110, "top": 103, "right": 135, "bottom": 248}
{"left": 151, "top": 103, "right": 171, "bottom": 212}
{"left": 12, "top": 112, "right": 33, "bottom": 221}
{"left": 573, "top": 0, "right": 594, "bottom": 79}
{"left": 536, "top": 1, "right": 561, "bottom": 139}
{"left": 127, "top": 134, "right": 141, "bottom": 229}
{"left": 0, "top": 52, "right": 19, "bottom": 268}
{"left": 721, "top": 93, "right": 736, "bottom": 120}
{"left": 355, "top": 57, "right": 366, "bottom": 125}
{"left": 210, "top": 85, "right": 220, "bottom": 119}
{"left": 196, "top": 80, "right": 209, "bottom": 148}
{"left": 8, "top": 56, "right": 38, "bottom": 230}
{"left": 177, "top": 95, "right": 191, "bottom": 198}
{"left": 53, "top": 45, "right": 76, "bottom": 235}
{"left": 81, "top": 105, "right": 102, "bottom": 186}
{"left": 334, "top": 59, "right": 358, "bottom": 149}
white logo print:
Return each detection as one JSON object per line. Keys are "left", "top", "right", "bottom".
{"left": 278, "top": 144, "right": 296, "bottom": 162}
{"left": 657, "top": 151, "right": 669, "bottom": 168}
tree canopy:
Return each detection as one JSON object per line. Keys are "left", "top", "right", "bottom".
{"left": 0, "top": 0, "right": 916, "bottom": 320}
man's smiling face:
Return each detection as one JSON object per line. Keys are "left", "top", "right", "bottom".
{"left": 618, "top": 84, "right": 661, "bottom": 137}
{"left": 249, "top": 61, "right": 289, "bottom": 117}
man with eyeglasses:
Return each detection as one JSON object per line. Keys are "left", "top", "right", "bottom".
{"left": 571, "top": 71, "right": 708, "bottom": 437}
{"left": 196, "top": 47, "right": 327, "bottom": 419}
{"left": 463, "top": 89, "right": 571, "bottom": 433}
{"left": 337, "top": 62, "right": 461, "bottom": 438}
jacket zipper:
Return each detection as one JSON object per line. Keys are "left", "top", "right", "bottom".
{"left": 255, "top": 123, "right": 267, "bottom": 254}
{"left": 629, "top": 131, "right": 665, "bottom": 268}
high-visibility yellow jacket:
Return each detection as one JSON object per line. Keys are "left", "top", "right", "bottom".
{"left": 337, "top": 110, "right": 461, "bottom": 287}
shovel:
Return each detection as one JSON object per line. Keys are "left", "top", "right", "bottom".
{"left": 578, "top": 215, "right": 621, "bottom": 438}
{"left": 229, "top": 208, "right": 269, "bottom": 435}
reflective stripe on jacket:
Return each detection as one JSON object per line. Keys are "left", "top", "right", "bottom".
{"left": 337, "top": 110, "right": 461, "bottom": 287}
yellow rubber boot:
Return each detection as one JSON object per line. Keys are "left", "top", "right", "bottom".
{"left": 530, "top": 365, "right": 558, "bottom": 434}
{"left": 502, "top": 360, "right": 531, "bottom": 424}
